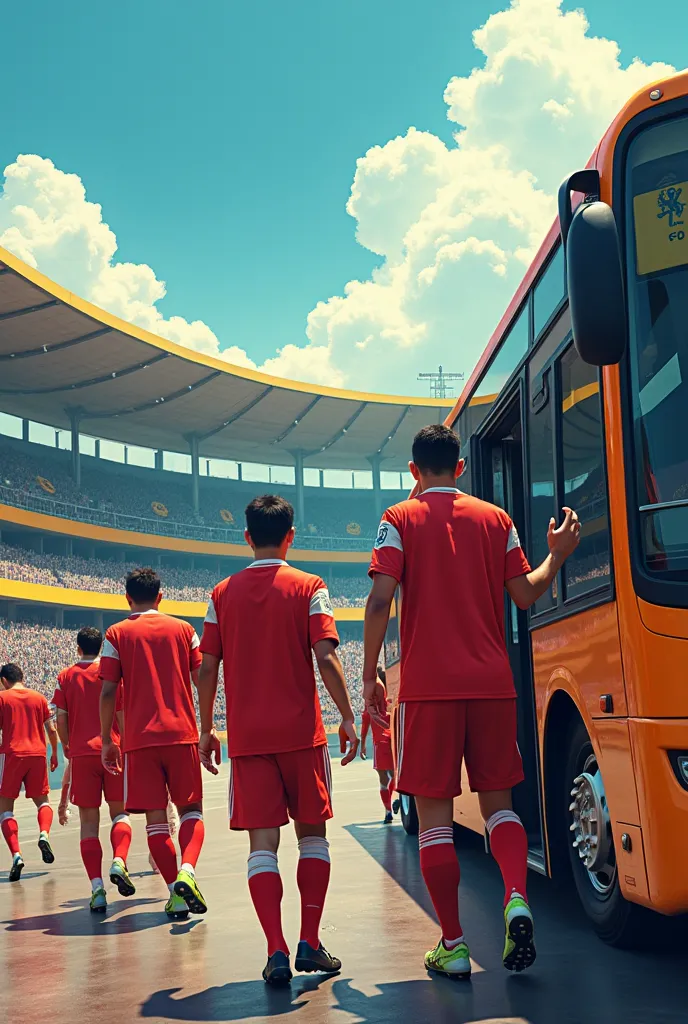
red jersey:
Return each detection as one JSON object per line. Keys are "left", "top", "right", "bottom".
{"left": 52, "top": 659, "right": 120, "bottom": 757}
{"left": 200, "top": 559, "right": 339, "bottom": 757}
{"left": 99, "top": 610, "right": 201, "bottom": 753}
{"left": 369, "top": 487, "right": 530, "bottom": 701}
{"left": 0, "top": 687, "right": 51, "bottom": 755}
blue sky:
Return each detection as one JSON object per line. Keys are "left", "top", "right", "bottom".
{"left": 0, "top": 1, "right": 685, "bottom": 396}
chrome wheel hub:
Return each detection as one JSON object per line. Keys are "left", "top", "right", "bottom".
{"left": 569, "top": 755, "right": 616, "bottom": 894}
{"left": 401, "top": 793, "right": 411, "bottom": 817}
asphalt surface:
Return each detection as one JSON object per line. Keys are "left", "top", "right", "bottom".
{"left": 2, "top": 748, "right": 687, "bottom": 1024}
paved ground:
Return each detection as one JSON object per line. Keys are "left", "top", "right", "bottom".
{"left": 2, "top": 747, "right": 688, "bottom": 1024}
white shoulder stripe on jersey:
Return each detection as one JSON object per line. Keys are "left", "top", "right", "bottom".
{"left": 309, "top": 587, "right": 333, "bottom": 617}
{"left": 374, "top": 519, "right": 403, "bottom": 552}
{"left": 506, "top": 524, "right": 522, "bottom": 553}
{"left": 191, "top": 631, "right": 201, "bottom": 649}
{"left": 101, "top": 638, "right": 119, "bottom": 660}
{"left": 205, "top": 598, "right": 218, "bottom": 625}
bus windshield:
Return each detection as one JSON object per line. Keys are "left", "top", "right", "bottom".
{"left": 626, "top": 114, "right": 688, "bottom": 578}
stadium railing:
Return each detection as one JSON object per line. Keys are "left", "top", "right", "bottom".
{"left": 0, "top": 485, "right": 374, "bottom": 551}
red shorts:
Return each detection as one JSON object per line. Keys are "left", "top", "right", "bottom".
{"left": 229, "top": 744, "right": 333, "bottom": 831}
{"left": 373, "top": 739, "right": 394, "bottom": 772}
{"left": 0, "top": 753, "right": 49, "bottom": 800}
{"left": 396, "top": 699, "right": 523, "bottom": 800}
{"left": 124, "top": 743, "right": 202, "bottom": 813}
{"left": 70, "top": 754, "right": 124, "bottom": 808}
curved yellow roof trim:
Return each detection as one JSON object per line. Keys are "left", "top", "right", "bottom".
{"left": 0, "top": 245, "right": 448, "bottom": 409}
{"left": 0, "top": 576, "right": 365, "bottom": 622}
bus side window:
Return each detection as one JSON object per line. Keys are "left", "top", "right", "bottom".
{"left": 528, "top": 367, "right": 557, "bottom": 613}
{"left": 559, "top": 346, "right": 611, "bottom": 599}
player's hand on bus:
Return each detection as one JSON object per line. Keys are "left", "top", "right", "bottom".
{"left": 548, "top": 506, "right": 581, "bottom": 561}
{"left": 199, "top": 729, "right": 222, "bottom": 775}
{"left": 50, "top": 751, "right": 59, "bottom": 772}
{"left": 363, "top": 677, "right": 388, "bottom": 728}
{"left": 101, "top": 740, "right": 122, "bottom": 776}
{"left": 339, "top": 718, "right": 359, "bottom": 765}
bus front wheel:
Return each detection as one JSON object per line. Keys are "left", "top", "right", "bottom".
{"left": 399, "top": 793, "right": 419, "bottom": 836}
{"left": 564, "top": 719, "right": 646, "bottom": 947}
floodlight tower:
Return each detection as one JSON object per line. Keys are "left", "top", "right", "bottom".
{"left": 417, "top": 366, "right": 464, "bottom": 400}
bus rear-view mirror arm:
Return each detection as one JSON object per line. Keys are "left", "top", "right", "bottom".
{"left": 559, "top": 168, "right": 627, "bottom": 367}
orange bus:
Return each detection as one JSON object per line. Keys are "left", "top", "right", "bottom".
{"left": 384, "top": 71, "right": 688, "bottom": 946}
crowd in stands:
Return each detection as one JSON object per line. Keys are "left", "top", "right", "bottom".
{"left": 0, "top": 439, "right": 400, "bottom": 547}
{"left": 0, "top": 540, "right": 370, "bottom": 605}
{"left": 0, "top": 619, "right": 365, "bottom": 730}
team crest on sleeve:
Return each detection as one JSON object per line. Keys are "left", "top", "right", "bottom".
{"left": 375, "top": 522, "right": 389, "bottom": 549}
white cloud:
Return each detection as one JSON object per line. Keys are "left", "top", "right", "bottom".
{"left": 0, "top": 2, "right": 679, "bottom": 395}
{"left": 0, "top": 154, "right": 338, "bottom": 384}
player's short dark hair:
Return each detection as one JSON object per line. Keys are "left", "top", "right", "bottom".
{"left": 245, "top": 495, "right": 294, "bottom": 548}
{"left": 377, "top": 666, "right": 387, "bottom": 685}
{"left": 0, "top": 663, "right": 23, "bottom": 685}
{"left": 412, "top": 424, "right": 461, "bottom": 474}
{"left": 125, "top": 567, "right": 161, "bottom": 603}
{"left": 77, "top": 626, "right": 102, "bottom": 657}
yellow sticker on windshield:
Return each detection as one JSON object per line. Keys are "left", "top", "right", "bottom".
{"left": 634, "top": 181, "right": 688, "bottom": 275}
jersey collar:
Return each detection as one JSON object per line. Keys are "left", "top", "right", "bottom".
{"left": 77, "top": 657, "right": 99, "bottom": 664}
{"left": 129, "top": 608, "right": 161, "bottom": 618}
{"left": 247, "top": 559, "right": 288, "bottom": 568}
{"left": 421, "top": 487, "right": 463, "bottom": 495}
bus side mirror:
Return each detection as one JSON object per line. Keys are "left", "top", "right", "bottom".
{"left": 559, "top": 169, "right": 627, "bottom": 366}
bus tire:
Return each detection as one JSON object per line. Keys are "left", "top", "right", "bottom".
{"left": 564, "top": 719, "right": 647, "bottom": 947}
{"left": 399, "top": 793, "right": 419, "bottom": 836}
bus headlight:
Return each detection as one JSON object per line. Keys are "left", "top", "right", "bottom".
{"left": 668, "top": 751, "right": 688, "bottom": 790}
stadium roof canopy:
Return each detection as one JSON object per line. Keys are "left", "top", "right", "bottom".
{"left": 0, "top": 247, "right": 451, "bottom": 472}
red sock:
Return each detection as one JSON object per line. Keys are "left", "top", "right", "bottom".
{"left": 380, "top": 786, "right": 392, "bottom": 812}
{"left": 111, "top": 815, "right": 132, "bottom": 863}
{"left": 37, "top": 804, "right": 53, "bottom": 834}
{"left": 297, "top": 837, "right": 331, "bottom": 948}
{"left": 248, "top": 851, "right": 288, "bottom": 956}
{"left": 419, "top": 828, "right": 463, "bottom": 942}
{"left": 146, "top": 824, "right": 178, "bottom": 885}
{"left": 486, "top": 811, "right": 529, "bottom": 906}
{"left": 80, "top": 837, "right": 103, "bottom": 882}
{"left": 1, "top": 815, "right": 21, "bottom": 856}
{"left": 179, "top": 812, "right": 205, "bottom": 871}
{"left": 387, "top": 778, "right": 395, "bottom": 802}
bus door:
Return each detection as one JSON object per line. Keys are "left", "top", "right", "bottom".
{"left": 477, "top": 391, "right": 545, "bottom": 866}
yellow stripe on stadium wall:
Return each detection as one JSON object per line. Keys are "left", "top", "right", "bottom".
{"left": 0, "top": 503, "right": 370, "bottom": 564}
{"left": 0, "top": 576, "right": 365, "bottom": 621}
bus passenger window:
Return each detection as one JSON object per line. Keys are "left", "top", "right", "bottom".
{"left": 528, "top": 374, "right": 556, "bottom": 613}
{"left": 560, "top": 347, "right": 611, "bottom": 598}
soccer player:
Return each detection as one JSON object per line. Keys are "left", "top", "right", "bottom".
{"left": 364, "top": 425, "right": 580, "bottom": 978}
{"left": 99, "top": 568, "right": 208, "bottom": 921}
{"left": 53, "top": 626, "right": 134, "bottom": 913}
{"left": 360, "top": 666, "right": 395, "bottom": 823}
{"left": 0, "top": 663, "right": 59, "bottom": 880}
{"left": 197, "top": 495, "right": 359, "bottom": 985}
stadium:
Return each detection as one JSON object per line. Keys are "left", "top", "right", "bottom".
{"left": 0, "top": 244, "right": 451, "bottom": 728}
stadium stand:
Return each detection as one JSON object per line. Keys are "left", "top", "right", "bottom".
{"left": 0, "top": 540, "right": 369, "bottom": 605}
{"left": 0, "top": 438, "right": 405, "bottom": 549}
{"left": 0, "top": 618, "right": 365, "bottom": 730}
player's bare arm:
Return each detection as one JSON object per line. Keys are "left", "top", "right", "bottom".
{"left": 506, "top": 507, "right": 581, "bottom": 610}
{"left": 313, "top": 639, "right": 359, "bottom": 765}
{"left": 58, "top": 759, "right": 72, "bottom": 826}
{"left": 45, "top": 717, "right": 59, "bottom": 772}
{"left": 197, "top": 654, "right": 222, "bottom": 775}
{"left": 100, "top": 680, "right": 122, "bottom": 775}
{"left": 55, "top": 708, "right": 70, "bottom": 759}
{"left": 360, "top": 712, "right": 369, "bottom": 758}
{"left": 363, "top": 572, "right": 397, "bottom": 726}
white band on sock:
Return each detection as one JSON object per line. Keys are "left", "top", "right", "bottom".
{"left": 485, "top": 810, "right": 523, "bottom": 834}
{"left": 146, "top": 824, "right": 171, "bottom": 837}
{"left": 91, "top": 877, "right": 104, "bottom": 892}
{"left": 179, "top": 811, "right": 203, "bottom": 825}
{"left": 112, "top": 814, "right": 130, "bottom": 826}
{"left": 297, "top": 836, "right": 330, "bottom": 863}
{"left": 419, "top": 827, "right": 454, "bottom": 850}
{"left": 248, "top": 850, "right": 279, "bottom": 880}
{"left": 0, "top": 811, "right": 15, "bottom": 825}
